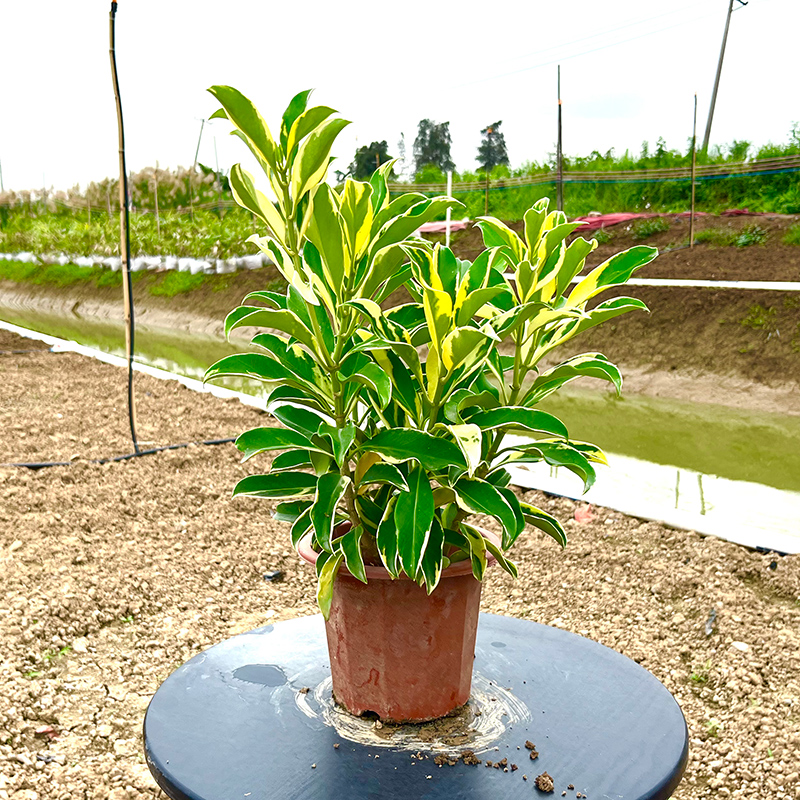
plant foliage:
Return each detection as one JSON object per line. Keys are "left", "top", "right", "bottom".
{"left": 203, "top": 87, "right": 656, "bottom": 616}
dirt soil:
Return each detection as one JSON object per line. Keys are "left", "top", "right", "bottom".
{"left": 2, "top": 213, "right": 799, "bottom": 413}
{"left": 1, "top": 331, "right": 799, "bottom": 800}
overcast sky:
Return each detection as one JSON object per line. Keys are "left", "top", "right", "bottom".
{"left": 1, "top": 0, "right": 796, "bottom": 192}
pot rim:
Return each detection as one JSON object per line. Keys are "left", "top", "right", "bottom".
{"left": 296, "top": 525, "right": 500, "bottom": 581}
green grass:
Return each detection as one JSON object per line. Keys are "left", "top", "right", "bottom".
{"left": 693, "top": 228, "right": 735, "bottom": 246}
{"left": 740, "top": 304, "right": 777, "bottom": 331}
{"left": 148, "top": 270, "right": 208, "bottom": 297}
{"left": 782, "top": 223, "right": 800, "bottom": 245}
{"left": 632, "top": 217, "right": 670, "bottom": 240}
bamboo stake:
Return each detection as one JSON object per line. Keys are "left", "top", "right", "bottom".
{"left": 109, "top": 0, "right": 139, "bottom": 452}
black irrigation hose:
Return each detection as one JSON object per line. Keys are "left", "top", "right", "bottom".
{"left": 1, "top": 437, "right": 236, "bottom": 471}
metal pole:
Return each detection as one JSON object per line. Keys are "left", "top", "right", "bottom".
{"left": 557, "top": 65, "right": 564, "bottom": 212}
{"left": 190, "top": 118, "right": 205, "bottom": 220}
{"left": 702, "top": 0, "right": 743, "bottom": 153}
{"left": 690, "top": 94, "right": 698, "bottom": 248}
{"left": 0, "top": 159, "right": 4, "bottom": 192}
{"left": 109, "top": 0, "right": 140, "bottom": 453}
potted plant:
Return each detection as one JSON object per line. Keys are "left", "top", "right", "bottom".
{"left": 204, "top": 86, "right": 657, "bottom": 723}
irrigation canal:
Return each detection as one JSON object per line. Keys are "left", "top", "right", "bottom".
{"left": 1, "top": 303, "right": 798, "bottom": 555}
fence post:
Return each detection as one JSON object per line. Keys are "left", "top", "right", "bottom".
{"left": 446, "top": 170, "right": 453, "bottom": 247}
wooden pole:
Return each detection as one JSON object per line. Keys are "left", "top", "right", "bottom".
{"left": 690, "top": 94, "right": 698, "bottom": 248}
{"left": 109, "top": 0, "right": 140, "bottom": 452}
{"left": 557, "top": 65, "right": 564, "bottom": 212}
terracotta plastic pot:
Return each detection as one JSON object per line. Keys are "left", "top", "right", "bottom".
{"left": 298, "top": 530, "right": 496, "bottom": 723}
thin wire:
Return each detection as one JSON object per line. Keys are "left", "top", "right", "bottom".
{"left": 456, "top": 8, "right": 720, "bottom": 89}
{"left": 490, "top": 0, "right": 717, "bottom": 69}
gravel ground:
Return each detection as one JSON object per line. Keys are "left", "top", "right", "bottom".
{"left": 1, "top": 333, "right": 799, "bottom": 800}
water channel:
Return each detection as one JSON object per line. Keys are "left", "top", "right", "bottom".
{"left": 2, "top": 301, "right": 798, "bottom": 554}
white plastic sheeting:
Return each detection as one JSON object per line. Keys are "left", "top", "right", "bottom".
{"left": 0, "top": 251, "right": 272, "bottom": 275}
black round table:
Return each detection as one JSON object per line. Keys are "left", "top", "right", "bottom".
{"left": 144, "top": 614, "right": 688, "bottom": 800}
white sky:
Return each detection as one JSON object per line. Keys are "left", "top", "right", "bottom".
{"left": 1, "top": 0, "right": 797, "bottom": 192}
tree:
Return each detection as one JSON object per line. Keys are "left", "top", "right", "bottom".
{"left": 348, "top": 141, "right": 393, "bottom": 181}
{"left": 477, "top": 121, "right": 509, "bottom": 214}
{"left": 413, "top": 119, "right": 455, "bottom": 176}
{"left": 476, "top": 120, "right": 509, "bottom": 174}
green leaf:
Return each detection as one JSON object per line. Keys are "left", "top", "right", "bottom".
{"left": 286, "top": 104, "right": 337, "bottom": 158}
{"left": 465, "top": 407, "right": 568, "bottom": 439}
{"left": 441, "top": 327, "right": 493, "bottom": 374}
{"left": 395, "top": 462, "right": 434, "bottom": 578}
{"left": 335, "top": 525, "right": 367, "bottom": 584}
{"left": 233, "top": 472, "right": 317, "bottom": 499}
{"left": 554, "top": 237, "right": 597, "bottom": 299}
{"left": 280, "top": 89, "right": 312, "bottom": 147}
{"left": 484, "top": 537, "right": 519, "bottom": 579}
{"left": 363, "top": 429, "right": 466, "bottom": 471}
{"left": 290, "top": 507, "right": 312, "bottom": 548}
{"left": 317, "top": 423, "right": 357, "bottom": 468}
{"left": 316, "top": 550, "right": 344, "bottom": 619}
{"left": 459, "top": 524, "right": 488, "bottom": 581}
{"left": 519, "top": 501, "right": 567, "bottom": 548}
{"left": 525, "top": 353, "right": 622, "bottom": 406}
{"left": 568, "top": 246, "right": 657, "bottom": 306}
{"left": 273, "top": 499, "right": 312, "bottom": 524}
{"left": 340, "top": 179, "right": 375, "bottom": 261}
{"left": 208, "top": 85, "right": 279, "bottom": 172}
{"left": 422, "top": 284, "right": 453, "bottom": 354}
{"left": 454, "top": 286, "right": 505, "bottom": 327}
{"left": 376, "top": 497, "right": 400, "bottom": 578}
{"left": 271, "top": 450, "right": 312, "bottom": 472}
{"left": 204, "top": 353, "right": 289, "bottom": 385}
{"left": 454, "top": 477, "right": 518, "bottom": 549}
{"left": 361, "top": 462, "right": 409, "bottom": 491}
{"left": 501, "top": 440, "right": 597, "bottom": 493}
{"left": 269, "top": 402, "right": 327, "bottom": 439}
{"left": 311, "top": 473, "right": 351, "bottom": 552}
{"left": 251, "top": 332, "right": 323, "bottom": 388}
{"left": 417, "top": 518, "right": 445, "bottom": 594}
{"left": 228, "top": 165, "right": 286, "bottom": 242}
{"left": 496, "top": 485, "right": 526, "bottom": 546}
{"left": 224, "top": 307, "right": 317, "bottom": 353}
{"left": 305, "top": 184, "right": 347, "bottom": 291}
{"left": 475, "top": 217, "right": 525, "bottom": 260}
{"left": 444, "top": 424, "right": 483, "bottom": 477}
{"left": 235, "top": 427, "right": 319, "bottom": 462}
{"left": 341, "top": 362, "right": 392, "bottom": 409}
{"left": 291, "top": 117, "right": 351, "bottom": 203}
